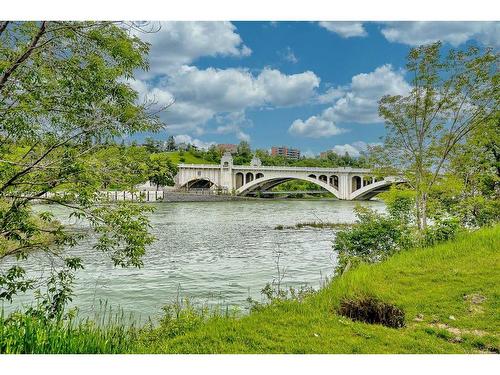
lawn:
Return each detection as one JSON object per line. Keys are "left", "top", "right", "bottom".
{"left": 136, "top": 225, "right": 499, "bottom": 353}
{"left": 165, "top": 151, "right": 216, "bottom": 165}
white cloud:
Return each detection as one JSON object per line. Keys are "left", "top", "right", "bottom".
{"left": 319, "top": 22, "right": 367, "bottom": 38}
{"left": 329, "top": 141, "right": 380, "bottom": 157}
{"left": 317, "top": 87, "right": 346, "bottom": 104}
{"left": 215, "top": 111, "right": 252, "bottom": 141}
{"left": 256, "top": 68, "right": 320, "bottom": 106}
{"left": 173, "top": 134, "right": 216, "bottom": 150}
{"left": 137, "top": 66, "right": 320, "bottom": 135}
{"left": 328, "top": 64, "right": 410, "bottom": 124}
{"left": 289, "top": 107, "right": 348, "bottom": 138}
{"left": 135, "top": 22, "right": 251, "bottom": 76}
{"left": 380, "top": 22, "right": 500, "bottom": 47}
{"left": 289, "top": 64, "right": 410, "bottom": 138}
{"left": 280, "top": 46, "right": 298, "bottom": 64}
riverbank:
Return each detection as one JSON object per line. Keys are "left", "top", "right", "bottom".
{"left": 2, "top": 225, "right": 498, "bottom": 353}
{"left": 135, "top": 225, "right": 499, "bottom": 353}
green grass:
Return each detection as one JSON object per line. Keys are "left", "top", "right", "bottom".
{"left": 165, "top": 151, "right": 215, "bottom": 165}
{"left": 0, "top": 309, "right": 138, "bottom": 354}
{"left": 134, "top": 225, "right": 500, "bottom": 353}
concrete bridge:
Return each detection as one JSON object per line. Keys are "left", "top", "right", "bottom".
{"left": 175, "top": 152, "right": 402, "bottom": 200}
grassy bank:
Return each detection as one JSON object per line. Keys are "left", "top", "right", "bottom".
{"left": 165, "top": 151, "right": 215, "bottom": 165}
{"left": 136, "top": 225, "right": 499, "bottom": 353}
{"left": 1, "top": 226, "right": 498, "bottom": 353}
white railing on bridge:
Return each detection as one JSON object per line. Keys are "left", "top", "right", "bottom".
{"left": 178, "top": 163, "right": 372, "bottom": 174}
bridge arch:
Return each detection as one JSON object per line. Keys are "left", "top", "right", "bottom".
{"left": 180, "top": 177, "right": 219, "bottom": 190}
{"left": 235, "top": 172, "right": 244, "bottom": 188}
{"left": 245, "top": 172, "right": 254, "bottom": 184}
{"left": 350, "top": 178, "right": 404, "bottom": 200}
{"left": 236, "top": 175, "right": 341, "bottom": 199}
{"left": 330, "top": 175, "right": 339, "bottom": 189}
{"left": 352, "top": 175, "right": 362, "bottom": 192}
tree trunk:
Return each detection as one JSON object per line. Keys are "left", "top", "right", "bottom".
{"left": 415, "top": 190, "right": 428, "bottom": 231}
{"left": 421, "top": 193, "right": 428, "bottom": 230}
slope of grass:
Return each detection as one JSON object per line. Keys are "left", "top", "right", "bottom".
{"left": 136, "top": 226, "right": 499, "bottom": 354}
{"left": 165, "top": 151, "right": 215, "bottom": 165}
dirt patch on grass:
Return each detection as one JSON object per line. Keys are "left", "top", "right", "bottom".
{"left": 464, "top": 293, "right": 486, "bottom": 315}
{"left": 427, "top": 323, "right": 498, "bottom": 353}
{"left": 338, "top": 297, "right": 405, "bottom": 329}
{"left": 433, "top": 323, "right": 488, "bottom": 338}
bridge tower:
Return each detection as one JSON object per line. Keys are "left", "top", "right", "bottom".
{"left": 220, "top": 152, "right": 234, "bottom": 191}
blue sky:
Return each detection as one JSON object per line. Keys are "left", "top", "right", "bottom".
{"left": 131, "top": 21, "right": 499, "bottom": 156}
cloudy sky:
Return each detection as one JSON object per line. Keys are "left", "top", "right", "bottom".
{"left": 131, "top": 21, "right": 499, "bottom": 155}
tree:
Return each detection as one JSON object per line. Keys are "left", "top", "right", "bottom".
{"left": 446, "top": 112, "right": 500, "bottom": 226}
{"left": 234, "top": 141, "right": 253, "bottom": 165}
{"left": 147, "top": 153, "right": 178, "bottom": 189}
{"left": 144, "top": 137, "right": 162, "bottom": 153}
{"left": 165, "top": 136, "right": 176, "bottom": 151}
{"left": 376, "top": 42, "right": 498, "bottom": 230}
{"left": 0, "top": 22, "right": 165, "bottom": 309}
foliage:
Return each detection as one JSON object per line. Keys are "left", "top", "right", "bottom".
{"left": 233, "top": 141, "right": 253, "bottom": 165}
{"left": 444, "top": 113, "right": 500, "bottom": 227}
{"left": 375, "top": 42, "right": 499, "bottom": 230}
{"left": 456, "top": 196, "right": 500, "bottom": 228}
{"left": 333, "top": 206, "right": 410, "bottom": 275}
{"left": 421, "top": 216, "right": 461, "bottom": 247}
{"left": 165, "top": 136, "right": 177, "bottom": 152}
{"left": 379, "top": 186, "right": 416, "bottom": 226}
{"left": 0, "top": 21, "right": 163, "bottom": 313}
{"left": 147, "top": 153, "right": 178, "bottom": 189}
{"left": 333, "top": 184, "right": 464, "bottom": 275}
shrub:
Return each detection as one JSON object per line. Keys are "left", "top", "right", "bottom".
{"left": 380, "top": 186, "right": 416, "bottom": 226}
{"left": 333, "top": 206, "right": 409, "bottom": 274}
{"left": 421, "top": 217, "right": 460, "bottom": 246}
{"left": 337, "top": 297, "right": 405, "bottom": 328}
{"left": 456, "top": 196, "right": 500, "bottom": 228}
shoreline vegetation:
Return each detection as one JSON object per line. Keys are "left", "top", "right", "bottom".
{"left": 275, "top": 222, "right": 354, "bottom": 230}
{"left": 1, "top": 225, "right": 498, "bottom": 354}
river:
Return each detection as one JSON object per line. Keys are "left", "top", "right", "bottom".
{"left": 2, "top": 199, "right": 385, "bottom": 321}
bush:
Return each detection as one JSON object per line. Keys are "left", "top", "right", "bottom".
{"left": 333, "top": 206, "right": 409, "bottom": 274}
{"left": 421, "top": 217, "right": 460, "bottom": 246}
{"left": 337, "top": 297, "right": 405, "bottom": 328}
{"left": 456, "top": 196, "right": 500, "bottom": 228}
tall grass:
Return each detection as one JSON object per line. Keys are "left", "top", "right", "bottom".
{"left": 0, "top": 302, "right": 137, "bottom": 354}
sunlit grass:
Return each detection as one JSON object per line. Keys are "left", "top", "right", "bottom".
{"left": 165, "top": 151, "right": 215, "bottom": 165}
{"left": 0, "top": 311, "right": 137, "bottom": 354}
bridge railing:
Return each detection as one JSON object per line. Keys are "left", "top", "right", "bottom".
{"left": 178, "top": 163, "right": 373, "bottom": 174}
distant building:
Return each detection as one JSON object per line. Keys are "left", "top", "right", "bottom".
{"left": 271, "top": 146, "right": 301, "bottom": 160}
{"left": 320, "top": 151, "right": 331, "bottom": 159}
{"left": 217, "top": 143, "right": 238, "bottom": 154}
